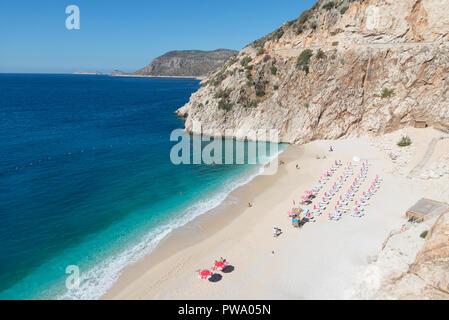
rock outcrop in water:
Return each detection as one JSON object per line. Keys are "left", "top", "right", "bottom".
{"left": 176, "top": 0, "right": 449, "bottom": 143}
{"left": 133, "top": 49, "right": 238, "bottom": 78}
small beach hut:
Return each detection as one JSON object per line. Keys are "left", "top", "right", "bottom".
{"left": 406, "top": 198, "right": 449, "bottom": 222}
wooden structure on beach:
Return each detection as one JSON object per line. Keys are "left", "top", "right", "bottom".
{"left": 414, "top": 119, "right": 427, "bottom": 128}
{"left": 406, "top": 198, "right": 449, "bottom": 222}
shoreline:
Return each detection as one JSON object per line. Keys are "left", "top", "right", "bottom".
{"left": 103, "top": 127, "right": 449, "bottom": 300}
{"left": 101, "top": 145, "right": 294, "bottom": 299}
{"left": 110, "top": 74, "right": 204, "bottom": 80}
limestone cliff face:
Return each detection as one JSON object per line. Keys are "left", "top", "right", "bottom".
{"left": 176, "top": 0, "right": 449, "bottom": 143}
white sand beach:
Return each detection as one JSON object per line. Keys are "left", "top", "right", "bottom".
{"left": 103, "top": 127, "right": 449, "bottom": 299}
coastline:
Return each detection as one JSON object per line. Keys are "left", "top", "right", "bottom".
{"left": 103, "top": 127, "right": 449, "bottom": 299}
{"left": 111, "top": 74, "right": 205, "bottom": 80}
{"left": 72, "top": 73, "right": 204, "bottom": 80}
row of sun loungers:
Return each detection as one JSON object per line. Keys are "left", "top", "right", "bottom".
{"left": 351, "top": 175, "right": 382, "bottom": 217}
{"left": 294, "top": 159, "right": 382, "bottom": 225}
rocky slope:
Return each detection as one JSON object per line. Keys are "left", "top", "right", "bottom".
{"left": 133, "top": 49, "right": 238, "bottom": 77}
{"left": 176, "top": 0, "right": 449, "bottom": 143}
{"left": 355, "top": 209, "right": 449, "bottom": 299}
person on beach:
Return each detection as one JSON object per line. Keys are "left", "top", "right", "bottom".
{"left": 329, "top": 145, "right": 334, "bottom": 152}
{"left": 273, "top": 226, "right": 281, "bottom": 238}
{"left": 248, "top": 202, "right": 253, "bottom": 208}
{"left": 296, "top": 164, "right": 300, "bottom": 170}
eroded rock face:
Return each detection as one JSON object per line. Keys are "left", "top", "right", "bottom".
{"left": 408, "top": 211, "right": 449, "bottom": 296}
{"left": 376, "top": 210, "right": 449, "bottom": 299}
{"left": 176, "top": 0, "right": 449, "bottom": 143}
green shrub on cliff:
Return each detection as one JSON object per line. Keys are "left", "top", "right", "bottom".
{"left": 298, "top": 11, "right": 310, "bottom": 24}
{"left": 211, "top": 71, "right": 227, "bottom": 86}
{"left": 296, "top": 49, "right": 313, "bottom": 74}
{"left": 214, "top": 88, "right": 232, "bottom": 100}
{"left": 240, "top": 56, "right": 252, "bottom": 67}
{"left": 256, "top": 90, "right": 266, "bottom": 97}
{"left": 273, "top": 28, "right": 284, "bottom": 41}
{"left": 270, "top": 66, "right": 277, "bottom": 75}
{"left": 322, "top": 2, "right": 335, "bottom": 10}
{"left": 218, "top": 99, "right": 233, "bottom": 112}
{"left": 381, "top": 87, "right": 395, "bottom": 99}
{"left": 316, "top": 49, "right": 326, "bottom": 59}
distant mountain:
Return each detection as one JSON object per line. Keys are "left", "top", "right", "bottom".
{"left": 133, "top": 49, "right": 238, "bottom": 78}
{"left": 74, "top": 71, "right": 103, "bottom": 75}
{"left": 108, "top": 70, "right": 126, "bottom": 76}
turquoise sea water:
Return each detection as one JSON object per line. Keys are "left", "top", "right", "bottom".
{"left": 0, "top": 74, "right": 283, "bottom": 299}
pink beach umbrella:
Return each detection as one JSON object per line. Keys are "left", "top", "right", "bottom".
{"left": 301, "top": 195, "right": 308, "bottom": 201}
{"left": 198, "top": 269, "right": 213, "bottom": 280}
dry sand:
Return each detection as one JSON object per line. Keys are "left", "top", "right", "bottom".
{"left": 103, "top": 127, "right": 449, "bottom": 300}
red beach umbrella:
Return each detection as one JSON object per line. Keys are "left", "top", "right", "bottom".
{"left": 198, "top": 269, "right": 213, "bottom": 280}
{"left": 213, "top": 261, "right": 228, "bottom": 271}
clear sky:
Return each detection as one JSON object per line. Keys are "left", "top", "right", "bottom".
{"left": 0, "top": 0, "right": 316, "bottom": 73}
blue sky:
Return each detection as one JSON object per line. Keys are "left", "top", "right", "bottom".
{"left": 0, "top": 0, "right": 316, "bottom": 73}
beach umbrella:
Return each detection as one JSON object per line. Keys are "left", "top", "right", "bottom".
{"left": 213, "top": 261, "right": 229, "bottom": 271}
{"left": 198, "top": 269, "right": 213, "bottom": 280}
{"left": 301, "top": 195, "right": 308, "bottom": 201}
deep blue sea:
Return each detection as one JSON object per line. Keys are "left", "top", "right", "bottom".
{"left": 0, "top": 74, "right": 282, "bottom": 299}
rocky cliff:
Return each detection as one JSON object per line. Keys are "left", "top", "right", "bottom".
{"left": 134, "top": 49, "right": 238, "bottom": 78}
{"left": 176, "top": 0, "right": 449, "bottom": 143}
{"left": 378, "top": 210, "right": 449, "bottom": 299}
